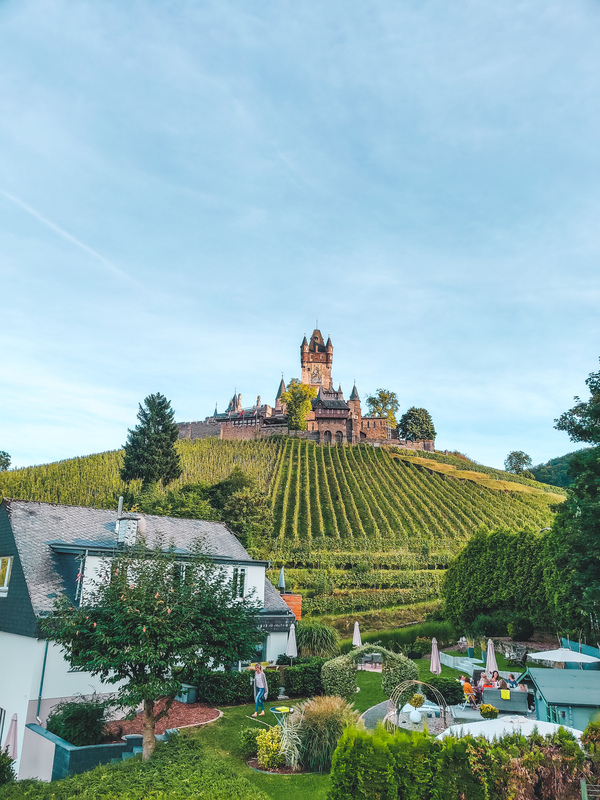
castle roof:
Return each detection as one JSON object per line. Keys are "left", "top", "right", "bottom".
{"left": 308, "top": 328, "right": 327, "bottom": 353}
{"left": 349, "top": 383, "right": 359, "bottom": 401}
{"left": 276, "top": 377, "right": 286, "bottom": 399}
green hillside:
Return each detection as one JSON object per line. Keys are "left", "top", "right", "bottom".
{"left": 0, "top": 438, "right": 564, "bottom": 621}
{"left": 531, "top": 448, "right": 589, "bottom": 487}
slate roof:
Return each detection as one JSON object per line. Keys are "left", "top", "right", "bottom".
{"left": 263, "top": 578, "right": 296, "bottom": 615}
{"left": 3, "top": 499, "right": 261, "bottom": 618}
{"left": 525, "top": 668, "right": 600, "bottom": 707}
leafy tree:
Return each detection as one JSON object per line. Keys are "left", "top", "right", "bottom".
{"left": 504, "top": 451, "right": 533, "bottom": 475}
{"left": 120, "top": 393, "right": 182, "bottom": 489}
{"left": 531, "top": 450, "right": 586, "bottom": 488}
{"left": 42, "top": 541, "right": 261, "bottom": 760}
{"left": 397, "top": 407, "right": 436, "bottom": 441}
{"left": 133, "top": 482, "right": 219, "bottom": 521}
{"left": 208, "top": 466, "right": 256, "bottom": 510}
{"left": 0, "top": 451, "right": 10, "bottom": 471}
{"left": 366, "top": 389, "right": 399, "bottom": 427}
{"left": 544, "top": 363, "right": 600, "bottom": 634}
{"left": 222, "top": 489, "right": 274, "bottom": 554}
{"left": 280, "top": 378, "right": 317, "bottom": 431}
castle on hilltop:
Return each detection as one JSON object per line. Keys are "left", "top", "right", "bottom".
{"left": 177, "top": 327, "right": 434, "bottom": 450}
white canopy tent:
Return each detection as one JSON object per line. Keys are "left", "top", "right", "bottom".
{"left": 528, "top": 648, "right": 600, "bottom": 665}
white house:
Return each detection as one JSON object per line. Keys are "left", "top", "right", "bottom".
{"left": 0, "top": 498, "right": 295, "bottom": 779}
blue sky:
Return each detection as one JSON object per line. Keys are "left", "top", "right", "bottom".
{"left": 1, "top": 0, "right": 599, "bottom": 470}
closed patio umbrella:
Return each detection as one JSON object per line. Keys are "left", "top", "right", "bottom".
{"left": 286, "top": 623, "right": 297, "bottom": 666}
{"left": 4, "top": 714, "right": 17, "bottom": 761}
{"left": 352, "top": 621, "right": 362, "bottom": 647}
{"left": 486, "top": 639, "right": 498, "bottom": 674}
{"left": 430, "top": 637, "right": 441, "bottom": 675}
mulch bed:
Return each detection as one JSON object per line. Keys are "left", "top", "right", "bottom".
{"left": 247, "top": 758, "right": 305, "bottom": 775}
{"left": 104, "top": 699, "right": 220, "bottom": 741}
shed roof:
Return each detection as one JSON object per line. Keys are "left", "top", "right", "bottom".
{"left": 525, "top": 667, "right": 600, "bottom": 707}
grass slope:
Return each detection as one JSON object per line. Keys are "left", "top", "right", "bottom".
{"left": 0, "top": 438, "right": 564, "bottom": 617}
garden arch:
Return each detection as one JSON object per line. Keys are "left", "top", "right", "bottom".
{"left": 388, "top": 679, "right": 450, "bottom": 728}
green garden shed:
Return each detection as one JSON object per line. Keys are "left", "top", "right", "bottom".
{"left": 519, "top": 667, "right": 600, "bottom": 731}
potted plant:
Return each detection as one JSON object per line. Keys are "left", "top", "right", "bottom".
{"left": 479, "top": 704, "right": 499, "bottom": 720}
{"left": 408, "top": 693, "right": 425, "bottom": 723}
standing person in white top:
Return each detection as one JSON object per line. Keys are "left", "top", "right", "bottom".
{"left": 252, "top": 663, "right": 269, "bottom": 717}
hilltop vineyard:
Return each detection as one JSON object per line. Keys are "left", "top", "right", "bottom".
{"left": 0, "top": 438, "right": 563, "bottom": 621}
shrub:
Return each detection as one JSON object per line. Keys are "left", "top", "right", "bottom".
{"left": 299, "top": 695, "right": 360, "bottom": 773}
{"left": 507, "top": 615, "right": 534, "bottom": 641}
{"left": 471, "top": 612, "right": 508, "bottom": 638}
{"left": 283, "top": 658, "right": 326, "bottom": 697}
{"left": 408, "top": 637, "right": 432, "bottom": 658}
{"left": 296, "top": 621, "right": 339, "bottom": 657}
{"left": 479, "top": 703, "right": 499, "bottom": 719}
{"left": 423, "top": 676, "right": 464, "bottom": 706}
{"left": 340, "top": 621, "right": 455, "bottom": 654}
{"left": 257, "top": 726, "right": 285, "bottom": 770}
{"left": 195, "top": 669, "right": 254, "bottom": 706}
{"left": 239, "top": 727, "right": 261, "bottom": 759}
{"left": 322, "top": 655, "right": 356, "bottom": 701}
{"left": 0, "top": 748, "right": 15, "bottom": 786}
{"left": 409, "top": 693, "right": 425, "bottom": 708}
{"left": 582, "top": 720, "right": 600, "bottom": 753}
{"left": 46, "top": 695, "right": 108, "bottom": 746}
{"left": 381, "top": 653, "right": 419, "bottom": 698}
{"left": 276, "top": 654, "right": 315, "bottom": 666}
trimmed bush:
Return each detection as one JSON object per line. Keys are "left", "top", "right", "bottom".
{"left": 322, "top": 655, "right": 356, "bottom": 701}
{"left": 422, "top": 676, "right": 464, "bottom": 706}
{"left": 299, "top": 695, "right": 360, "bottom": 773}
{"left": 0, "top": 748, "right": 15, "bottom": 786}
{"left": 46, "top": 695, "right": 108, "bottom": 746}
{"left": 257, "top": 726, "right": 285, "bottom": 770}
{"left": 479, "top": 704, "right": 499, "bottom": 719}
{"left": 283, "top": 658, "right": 326, "bottom": 697}
{"left": 195, "top": 669, "right": 254, "bottom": 706}
{"left": 381, "top": 653, "right": 418, "bottom": 698}
{"left": 507, "top": 615, "right": 534, "bottom": 641}
{"left": 239, "top": 727, "right": 261, "bottom": 759}
{"left": 471, "top": 612, "right": 508, "bottom": 638}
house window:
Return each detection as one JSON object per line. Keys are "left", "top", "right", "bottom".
{"left": 232, "top": 567, "right": 246, "bottom": 598}
{"left": 0, "top": 557, "right": 13, "bottom": 596}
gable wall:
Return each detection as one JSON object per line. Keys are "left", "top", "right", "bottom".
{"left": 0, "top": 503, "right": 38, "bottom": 637}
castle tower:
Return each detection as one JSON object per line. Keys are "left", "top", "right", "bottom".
{"left": 275, "top": 377, "right": 286, "bottom": 411}
{"left": 301, "top": 328, "right": 333, "bottom": 389}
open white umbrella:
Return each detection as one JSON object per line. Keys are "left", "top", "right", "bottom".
{"left": 430, "top": 637, "right": 441, "bottom": 675}
{"left": 437, "top": 716, "right": 583, "bottom": 743}
{"left": 485, "top": 639, "right": 498, "bottom": 674}
{"left": 3, "top": 714, "right": 17, "bottom": 761}
{"left": 528, "top": 647, "right": 600, "bottom": 664}
{"left": 286, "top": 623, "right": 297, "bottom": 666}
{"left": 352, "top": 621, "right": 362, "bottom": 647}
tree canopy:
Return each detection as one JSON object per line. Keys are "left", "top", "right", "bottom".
{"left": 120, "top": 393, "right": 182, "bottom": 488}
{"left": 504, "top": 451, "right": 533, "bottom": 475}
{"left": 544, "top": 360, "right": 600, "bottom": 635}
{"left": 366, "top": 389, "right": 399, "bottom": 427}
{"left": 42, "top": 541, "right": 261, "bottom": 759}
{"left": 397, "top": 407, "right": 436, "bottom": 441}
{"left": 0, "top": 451, "right": 10, "bottom": 471}
{"left": 280, "top": 378, "right": 317, "bottom": 431}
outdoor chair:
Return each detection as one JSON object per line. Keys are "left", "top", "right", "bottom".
{"left": 360, "top": 654, "right": 373, "bottom": 670}
{"left": 457, "top": 691, "right": 478, "bottom": 712}
{"left": 372, "top": 654, "right": 383, "bottom": 666}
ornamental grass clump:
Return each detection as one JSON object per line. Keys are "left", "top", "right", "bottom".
{"left": 296, "top": 621, "right": 340, "bottom": 657}
{"left": 299, "top": 695, "right": 361, "bottom": 773}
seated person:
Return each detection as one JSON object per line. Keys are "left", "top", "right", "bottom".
{"left": 498, "top": 678, "right": 508, "bottom": 690}
{"left": 459, "top": 674, "right": 468, "bottom": 686}
{"left": 462, "top": 678, "right": 477, "bottom": 706}
{"left": 507, "top": 673, "right": 518, "bottom": 688}
{"left": 490, "top": 670, "right": 500, "bottom": 688}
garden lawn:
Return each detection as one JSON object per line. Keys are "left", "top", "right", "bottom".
{"left": 192, "top": 698, "right": 330, "bottom": 800}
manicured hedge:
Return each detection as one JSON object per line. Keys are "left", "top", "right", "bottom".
{"left": 340, "top": 621, "right": 455, "bottom": 655}
{"left": 321, "top": 656, "right": 356, "bottom": 702}
{"left": 328, "top": 725, "right": 590, "bottom": 800}
{"left": 195, "top": 669, "right": 254, "bottom": 706}
{"left": 283, "top": 658, "right": 326, "bottom": 698}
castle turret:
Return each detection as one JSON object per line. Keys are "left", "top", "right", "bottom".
{"left": 301, "top": 328, "right": 333, "bottom": 389}
{"left": 275, "top": 377, "right": 286, "bottom": 411}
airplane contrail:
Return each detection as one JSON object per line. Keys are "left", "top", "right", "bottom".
{"left": 0, "top": 188, "right": 141, "bottom": 288}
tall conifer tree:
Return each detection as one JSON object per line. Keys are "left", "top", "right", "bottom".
{"left": 120, "top": 393, "right": 182, "bottom": 488}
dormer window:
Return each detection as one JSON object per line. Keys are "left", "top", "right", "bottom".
{"left": 0, "top": 557, "right": 13, "bottom": 596}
